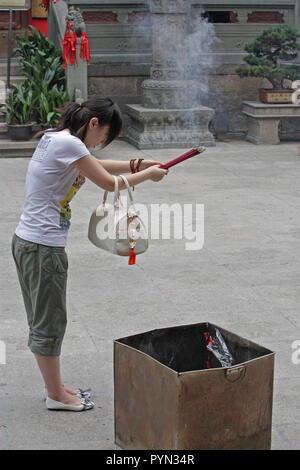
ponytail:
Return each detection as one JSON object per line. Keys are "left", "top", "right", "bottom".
{"left": 34, "top": 96, "right": 122, "bottom": 146}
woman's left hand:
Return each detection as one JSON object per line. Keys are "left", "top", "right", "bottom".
{"left": 138, "top": 160, "right": 164, "bottom": 171}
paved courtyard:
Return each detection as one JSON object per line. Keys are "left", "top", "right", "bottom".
{"left": 0, "top": 138, "right": 299, "bottom": 450}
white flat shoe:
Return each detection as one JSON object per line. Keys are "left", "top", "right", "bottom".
{"left": 43, "top": 387, "right": 91, "bottom": 400}
{"left": 77, "top": 388, "right": 92, "bottom": 398}
{"left": 46, "top": 396, "right": 94, "bottom": 411}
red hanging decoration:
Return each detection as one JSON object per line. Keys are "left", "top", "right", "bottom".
{"left": 69, "top": 30, "right": 78, "bottom": 66}
{"left": 80, "top": 32, "right": 91, "bottom": 66}
{"left": 61, "top": 20, "right": 77, "bottom": 69}
{"left": 61, "top": 21, "right": 91, "bottom": 69}
{"left": 61, "top": 20, "right": 72, "bottom": 69}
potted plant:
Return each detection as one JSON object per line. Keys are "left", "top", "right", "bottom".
{"left": 0, "top": 26, "right": 69, "bottom": 141}
{"left": 236, "top": 24, "right": 300, "bottom": 104}
{"left": 14, "top": 26, "right": 69, "bottom": 131}
{"left": 1, "top": 82, "right": 38, "bottom": 141}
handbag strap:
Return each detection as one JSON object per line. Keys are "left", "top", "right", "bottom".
{"left": 119, "top": 174, "right": 135, "bottom": 207}
{"left": 102, "top": 175, "right": 119, "bottom": 207}
{"left": 101, "top": 175, "right": 135, "bottom": 209}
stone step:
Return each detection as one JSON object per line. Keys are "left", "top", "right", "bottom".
{"left": 0, "top": 59, "right": 23, "bottom": 77}
{"left": 0, "top": 75, "right": 26, "bottom": 86}
{"left": 0, "top": 138, "right": 38, "bottom": 158}
{"left": 0, "top": 59, "right": 25, "bottom": 90}
{"left": 0, "top": 122, "right": 8, "bottom": 139}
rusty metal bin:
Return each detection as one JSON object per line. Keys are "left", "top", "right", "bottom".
{"left": 114, "top": 322, "right": 274, "bottom": 450}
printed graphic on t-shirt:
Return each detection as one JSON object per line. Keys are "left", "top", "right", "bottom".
{"left": 32, "top": 135, "right": 51, "bottom": 162}
{"left": 59, "top": 174, "right": 85, "bottom": 230}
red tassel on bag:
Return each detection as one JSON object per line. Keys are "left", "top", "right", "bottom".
{"left": 128, "top": 248, "right": 136, "bottom": 265}
{"left": 128, "top": 216, "right": 137, "bottom": 266}
{"left": 80, "top": 32, "right": 91, "bottom": 66}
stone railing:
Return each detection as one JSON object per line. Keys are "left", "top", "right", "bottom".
{"left": 194, "top": 0, "right": 298, "bottom": 67}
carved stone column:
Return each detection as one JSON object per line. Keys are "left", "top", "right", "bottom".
{"left": 125, "top": 0, "right": 215, "bottom": 149}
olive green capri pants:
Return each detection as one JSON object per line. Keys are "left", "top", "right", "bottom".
{"left": 11, "top": 233, "right": 68, "bottom": 356}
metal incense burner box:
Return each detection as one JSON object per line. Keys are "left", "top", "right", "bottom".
{"left": 114, "top": 322, "right": 274, "bottom": 450}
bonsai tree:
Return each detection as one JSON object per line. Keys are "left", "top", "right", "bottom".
{"left": 236, "top": 24, "right": 300, "bottom": 90}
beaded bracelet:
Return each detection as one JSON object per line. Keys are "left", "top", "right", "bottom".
{"left": 129, "top": 158, "right": 144, "bottom": 190}
{"left": 130, "top": 159, "right": 136, "bottom": 174}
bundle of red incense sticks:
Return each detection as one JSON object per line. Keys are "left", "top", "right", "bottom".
{"left": 159, "top": 146, "right": 206, "bottom": 169}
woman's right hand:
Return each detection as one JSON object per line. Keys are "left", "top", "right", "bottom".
{"left": 147, "top": 164, "right": 169, "bottom": 182}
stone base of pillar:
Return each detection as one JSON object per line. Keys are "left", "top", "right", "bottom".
{"left": 124, "top": 105, "right": 216, "bottom": 149}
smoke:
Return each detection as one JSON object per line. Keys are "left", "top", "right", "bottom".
{"left": 124, "top": 1, "right": 220, "bottom": 144}
{"left": 184, "top": 10, "right": 220, "bottom": 104}
{"left": 126, "top": 2, "right": 219, "bottom": 106}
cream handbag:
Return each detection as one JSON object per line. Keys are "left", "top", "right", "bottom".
{"left": 88, "top": 174, "right": 148, "bottom": 265}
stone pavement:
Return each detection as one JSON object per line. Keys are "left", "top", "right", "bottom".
{"left": 0, "top": 138, "right": 299, "bottom": 450}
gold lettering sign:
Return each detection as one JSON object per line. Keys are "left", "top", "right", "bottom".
{"left": 31, "top": 0, "right": 48, "bottom": 18}
{"left": 268, "top": 93, "right": 292, "bottom": 103}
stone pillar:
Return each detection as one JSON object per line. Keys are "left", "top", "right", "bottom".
{"left": 124, "top": 0, "right": 215, "bottom": 149}
{"left": 65, "top": 6, "right": 88, "bottom": 102}
{"left": 65, "top": 39, "right": 88, "bottom": 102}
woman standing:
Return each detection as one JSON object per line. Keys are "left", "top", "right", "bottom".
{"left": 11, "top": 97, "right": 168, "bottom": 411}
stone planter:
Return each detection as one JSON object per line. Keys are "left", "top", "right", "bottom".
{"left": 259, "top": 88, "right": 294, "bottom": 104}
{"left": 7, "top": 122, "right": 33, "bottom": 141}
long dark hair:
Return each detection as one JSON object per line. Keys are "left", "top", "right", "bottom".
{"left": 35, "top": 96, "right": 122, "bottom": 147}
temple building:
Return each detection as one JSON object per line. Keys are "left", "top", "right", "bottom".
{"left": 1, "top": 0, "right": 300, "bottom": 140}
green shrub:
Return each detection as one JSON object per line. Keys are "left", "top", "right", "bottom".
{"left": 14, "top": 26, "right": 69, "bottom": 126}
{"left": 15, "top": 26, "right": 65, "bottom": 89}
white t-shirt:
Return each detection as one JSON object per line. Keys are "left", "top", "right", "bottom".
{"left": 15, "top": 130, "right": 90, "bottom": 247}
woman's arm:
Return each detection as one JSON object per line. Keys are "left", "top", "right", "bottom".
{"left": 96, "top": 159, "right": 164, "bottom": 175}
{"left": 97, "top": 159, "right": 131, "bottom": 175}
{"left": 72, "top": 154, "right": 168, "bottom": 191}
